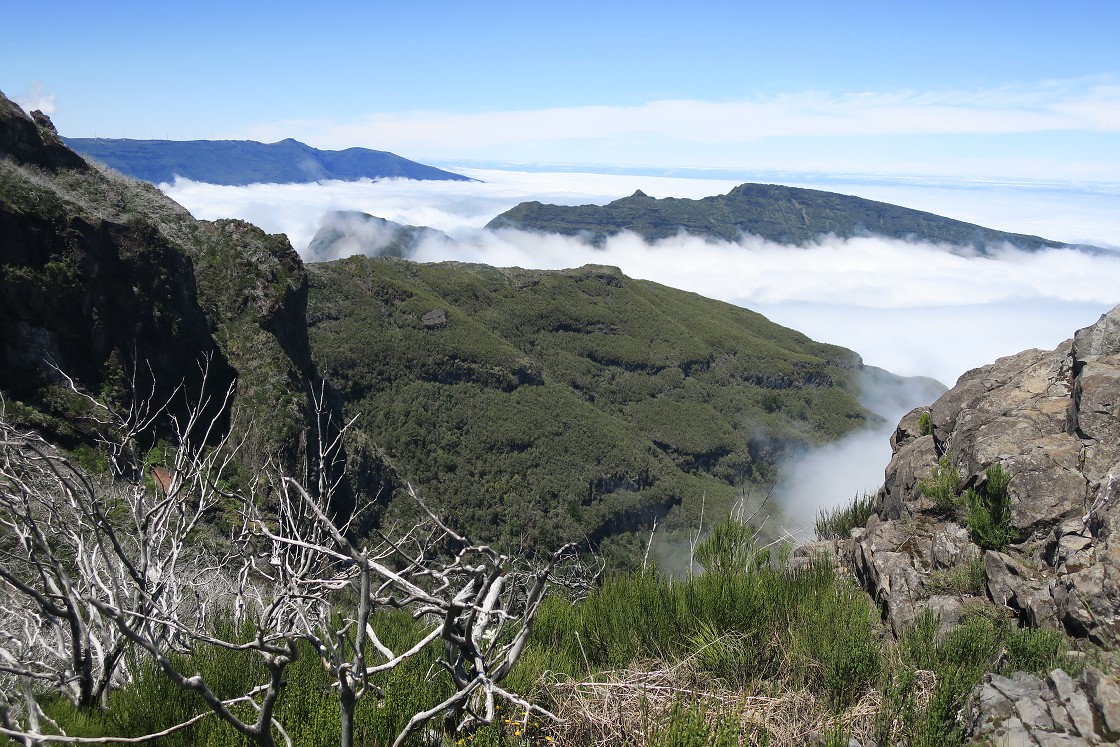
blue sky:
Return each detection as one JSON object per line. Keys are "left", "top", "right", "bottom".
{"left": 5, "top": 0, "right": 1119, "bottom": 181}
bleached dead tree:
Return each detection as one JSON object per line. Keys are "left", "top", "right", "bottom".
{"left": 0, "top": 361, "right": 301, "bottom": 747}
{"left": 397, "top": 489, "right": 580, "bottom": 740}
{"left": 0, "top": 358, "right": 235, "bottom": 720}
{"left": 246, "top": 384, "right": 592, "bottom": 747}
{"left": 1, "top": 368, "right": 591, "bottom": 747}
{"left": 257, "top": 478, "right": 586, "bottom": 747}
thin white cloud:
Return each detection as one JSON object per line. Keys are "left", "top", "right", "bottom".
{"left": 14, "top": 82, "right": 56, "bottom": 116}
{"left": 231, "top": 81, "right": 1120, "bottom": 180}
{"left": 244, "top": 84, "right": 1120, "bottom": 146}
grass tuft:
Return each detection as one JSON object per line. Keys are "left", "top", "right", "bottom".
{"left": 815, "top": 492, "right": 876, "bottom": 540}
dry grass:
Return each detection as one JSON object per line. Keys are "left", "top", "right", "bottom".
{"left": 539, "top": 660, "right": 937, "bottom": 747}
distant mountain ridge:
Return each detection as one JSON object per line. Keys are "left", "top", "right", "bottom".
{"left": 63, "top": 136, "right": 473, "bottom": 185}
{"left": 487, "top": 183, "right": 1077, "bottom": 252}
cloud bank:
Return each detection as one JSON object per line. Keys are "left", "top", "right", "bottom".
{"left": 164, "top": 169, "right": 1120, "bottom": 388}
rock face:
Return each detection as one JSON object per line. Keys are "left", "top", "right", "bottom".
{"left": 0, "top": 97, "right": 87, "bottom": 171}
{"left": 855, "top": 304, "right": 1120, "bottom": 649}
{"left": 839, "top": 304, "right": 1120, "bottom": 744}
{"left": 963, "top": 667, "right": 1120, "bottom": 745}
{"left": 1, "top": 91, "right": 236, "bottom": 437}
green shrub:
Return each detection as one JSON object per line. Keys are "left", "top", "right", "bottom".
{"left": 790, "top": 580, "right": 882, "bottom": 709}
{"left": 647, "top": 701, "right": 741, "bottom": 747}
{"left": 918, "top": 412, "right": 932, "bottom": 437}
{"left": 965, "top": 464, "right": 1015, "bottom": 551}
{"left": 1003, "top": 626, "right": 1066, "bottom": 674}
{"left": 881, "top": 610, "right": 1004, "bottom": 747}
{"left": 577, "top": 569, "right": 685, "bottom": 667}
{"left": 918, "top": 455, "right": 960, "bottom": 513}
{"left": 686, "top": 621, "right": 758, "bottom": 688}
{"left": 694, "top": 518, "right": 768, "bottom": 575}
{"left": 525, "top": 551, "right": 883, "bottom": 712}
{"left": 815, "top": 491, "right": 875, "bottom": 540}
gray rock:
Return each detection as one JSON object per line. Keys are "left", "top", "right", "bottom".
{"left": 921, "top": 594, "right": 966, "bottom": 633}
{"left": 1073, "top": 305, "right": 1120, "bottom": 360}
{"left": 867, "top": 303, "right": 1120, "bottom": 648}
{"left": 891, "top": 406, "right": 930, "bottom": 450}
{"left": 420, "top": 308, "right": 448, "bottom": 328}
{"left": 964, "top": 668, "right": 1120, "bottom": 745}
{"left": 1083, "top": 666, "right": 1120, "bottom": 739}
{"left": 789, "top": 539, "right": 843, "bottom": 573}
{"left": 931, "top": 522, "right": 980, "bottom": 570}
{"left": 1048, "top": 668, "right": 1097, "bottom": 738}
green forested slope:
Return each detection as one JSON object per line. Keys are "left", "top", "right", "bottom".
{"left": 308, "top": 258, "right": 878, "bottom": 562}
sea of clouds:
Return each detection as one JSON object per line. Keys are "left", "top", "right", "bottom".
{"left": 163, "top": 169, "right": 1120, "bottom": 530}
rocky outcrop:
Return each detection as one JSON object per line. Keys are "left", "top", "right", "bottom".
{"left": 855, "top": 304, "right": 1120, "bottom": 647}
{"left": 0, "top": 95, "right": 86, "bottom": 171}
{"left": 854, "top": 303, "right": 1120, "bottom": 648}
{"left": 963, "top": 667, "right": 1120, "bottom": 745}
{"left": 836, "top": 304, "right": 1120, "bottom": 744}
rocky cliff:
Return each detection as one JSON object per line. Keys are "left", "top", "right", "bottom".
{"left": 790, "top": 305, "right": 1120, "bottom": 744}
{"left": 857, "top": 303, "right": 1120, "bottom": 648}
{"left": 825, "top": 304, "right": 1120, "bottom": 744}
